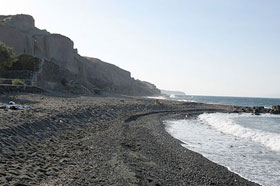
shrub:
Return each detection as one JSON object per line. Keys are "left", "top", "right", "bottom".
{"left": 0, "top": 42, "right": 15, "bottom": 76}
{"left": 12, "top": 79, "right": 26, "bottom": 86}
{"left": 11, "top": 54, "right": 40, "bottom": 71}
{"left": 0, "top": 42, "right": 15, "bottom": 68}
{"left": 0, "top": 42, "right": 39, "bottom": 72}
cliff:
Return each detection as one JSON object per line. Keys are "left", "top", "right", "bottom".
{"left": 0, "top": 14, "right": 160, "bottom": 96}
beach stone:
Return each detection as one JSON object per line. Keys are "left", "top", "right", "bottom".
{"left": 19, "top": 174, "right": 32, "bottom": 181}
{"left": 5, "top": 176, "right": 12, "bottom": 182}
{"left": 14, "top": 183, "right": 29, "bottom": 186}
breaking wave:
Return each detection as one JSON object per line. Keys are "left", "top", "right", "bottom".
{"left": 199, "top": 113, "right": 280, "bottom": 152}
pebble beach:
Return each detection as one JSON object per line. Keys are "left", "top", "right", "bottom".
{"left": 0, "top": 93, "right": 260, "bottom": 186}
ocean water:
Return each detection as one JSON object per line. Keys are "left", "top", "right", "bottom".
{"left": 148, "top": 95, "right": 280, "bottom": 108}
{"left": 151, "top": 95, "right": 280, "bottom": 186}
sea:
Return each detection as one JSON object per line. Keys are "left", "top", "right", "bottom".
{"left": 148, "top": 95, "right": 280, "bottom": 186}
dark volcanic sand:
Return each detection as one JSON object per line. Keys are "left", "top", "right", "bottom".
{"left": 0, "top": 93, "right": 260, "bottom": 186}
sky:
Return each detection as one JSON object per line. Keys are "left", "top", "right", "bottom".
{"left": 0, "top": 0, "right": 279, "bottom": 98}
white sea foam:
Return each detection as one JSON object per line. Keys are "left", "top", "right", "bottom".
{"left": 170, "top": 94, "right": 176, "bottom": 98}
{"left": 199, "top": 113, "right": 280, "bottom": 152}
{"left": 165, "top": 116, "right": 280, "bottom": 186}
{"left": 146, "top": 95, "right": 197, "bottom": 103}
{"left": 146, "top": 96, "right": 167, "bottom": 100}
{"left": 177, "top": 99, "right": 197, "bottom": 102}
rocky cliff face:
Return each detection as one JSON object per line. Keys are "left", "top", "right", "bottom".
{"left": 0, "top": 14, "right": 160, "bottom": 96}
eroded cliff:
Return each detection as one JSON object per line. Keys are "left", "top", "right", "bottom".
{"left": 0, "top": 14, "right": 160, "bottom": 96}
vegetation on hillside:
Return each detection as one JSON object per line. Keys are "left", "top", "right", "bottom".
{"left": 12, "top": 79, "right": 26, "bottom": 86}
{"left": 0, "top": 42, "right": 15, "bottom": 76}
{"left": 0, "top": 42, "right": 39, "bottom": 77}
{"left": 0, "top": 42, "right": 15, "bottom": 68}
{"left": 11, "top": 54, "right": 40, "bottom": 71}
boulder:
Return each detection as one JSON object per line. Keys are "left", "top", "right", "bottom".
{"left": 271, "top": 105, "right": 280, "bottom": 114}
{"left": 251, "top": 106, "right": 265, "bottom": 115}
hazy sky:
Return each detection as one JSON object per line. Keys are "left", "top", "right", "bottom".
{"left": 1, "top": 0, "right": 279, "bottom": 98}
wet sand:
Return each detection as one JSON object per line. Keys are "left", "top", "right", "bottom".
{"left": 0, "top": 93, "right": 259, "bottom": 186}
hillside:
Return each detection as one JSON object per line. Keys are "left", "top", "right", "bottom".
{"left": 0, "top": 14, "right": 160, "bottom": 96}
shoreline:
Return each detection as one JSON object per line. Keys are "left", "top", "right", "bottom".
{"left": 0, "top": 93, "right": 259, "bottom": 185}
{"left": 163, "top": 114, "right": 262, "bottom": 186}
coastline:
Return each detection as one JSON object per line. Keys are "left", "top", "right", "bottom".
{"left": 0, "top": 93, "right": 259, "bottom": 185}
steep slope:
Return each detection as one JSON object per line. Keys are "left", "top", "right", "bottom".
{"left": 0, "top": 14, "right": 160, "bottom": 96}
